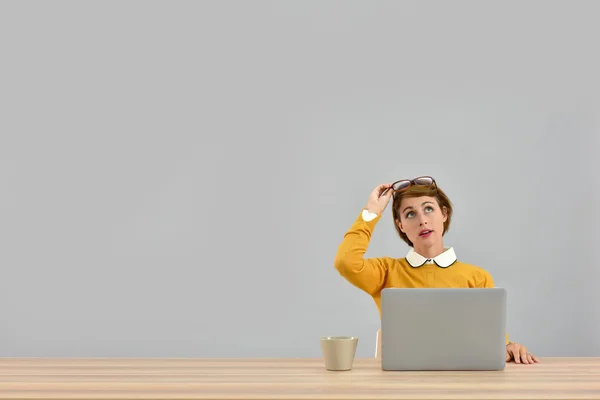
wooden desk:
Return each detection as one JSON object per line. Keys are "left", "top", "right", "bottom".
{"left": 0, "top": 358, "right": 599, "bottom": 399}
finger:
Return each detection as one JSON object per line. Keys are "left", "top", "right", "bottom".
{"left": 374, "top": 184, "right": 389, "bottom": 197}
{"left": 512, "top": 347, "right": 521, "bottom": 364}
{"left": 527, "top": 353, "right": 535, "bottom": 364}
{"left": 520, "top": 347, "right": 529, "bottom": 364}
{"left": 531, "top": 353, "right": 539, "bottom": 363}
{"left": 379, "top": 184, "right": 394, "bottom": 198}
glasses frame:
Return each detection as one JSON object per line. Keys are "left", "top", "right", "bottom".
{"left": 382, "top": 176, "right": 437, "bottom": 197}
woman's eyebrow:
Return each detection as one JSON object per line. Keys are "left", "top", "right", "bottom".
{"left": 403, "top": 202, "right": 434, "bottom": 214}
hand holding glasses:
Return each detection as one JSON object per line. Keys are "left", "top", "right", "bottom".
{"left": 365, "top": 176, "right": 436, "bottom": 216}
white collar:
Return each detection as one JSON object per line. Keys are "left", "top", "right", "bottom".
{"left": 405, "top": 247, "right": 457, "bottom": 268}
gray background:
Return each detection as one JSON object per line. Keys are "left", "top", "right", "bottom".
{"left": 1, "top": 0, "right": 598, "bottom": 358}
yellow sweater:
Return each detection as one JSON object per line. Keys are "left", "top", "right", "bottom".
{"left": 334, "top": 211, "right": 510, "bottom": 344}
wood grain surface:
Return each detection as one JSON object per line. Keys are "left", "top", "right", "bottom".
{"left": 0, "top": 357, "right": 599, "bottom": 399}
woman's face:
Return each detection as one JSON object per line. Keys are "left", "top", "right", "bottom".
{"left": 396, "top": 196, "right": 447, "bottom": 249}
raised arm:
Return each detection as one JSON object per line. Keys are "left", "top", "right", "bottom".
{"left": 334, "top": 183, "right": 394, "bottom": 295}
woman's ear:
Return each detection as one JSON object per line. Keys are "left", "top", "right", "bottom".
{"left": 442, "top": 206, "right": 448, "bottom": 223}
{"left": 396, "top": 219, "right": 405, "bottom": 233}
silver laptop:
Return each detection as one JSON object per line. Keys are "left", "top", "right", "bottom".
{"left": 381, "top": 288, "right": 507, "bottom": 371}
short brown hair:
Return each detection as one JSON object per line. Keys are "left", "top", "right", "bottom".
{"left": 391, "top": 185, "right": 453, "bottom": 247}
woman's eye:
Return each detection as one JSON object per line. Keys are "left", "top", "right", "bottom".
{"left": 406, "top": 211, "right": 415, "bottom": 218}
{"left": 425, "top": 206, "right": 433, "bottom": 213}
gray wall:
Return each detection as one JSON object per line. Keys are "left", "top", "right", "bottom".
{"left": 1, "top": 0, "right": 598, "bottom": 358}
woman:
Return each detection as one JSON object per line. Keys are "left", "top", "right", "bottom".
{"left": 334, "top": 176, "right": 538, "bottom": 364}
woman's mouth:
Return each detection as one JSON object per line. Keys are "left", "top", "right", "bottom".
{"left": 419, "top": 229, "right": 433, "bottom": 238}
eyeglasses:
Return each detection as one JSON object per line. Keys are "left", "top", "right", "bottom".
{"left": 381, "top": 176, "right": 436, "bottom": 197}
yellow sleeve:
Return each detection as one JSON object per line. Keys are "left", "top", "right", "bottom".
{"left": 333, "top": 210, "right": 391, "bottom": 295}
{"left": 482, "top": 270, "right": 510, "bottom": 345}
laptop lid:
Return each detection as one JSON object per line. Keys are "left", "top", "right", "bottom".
{"left": 381, "top": 288, "right": 507, "bottom": 371}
